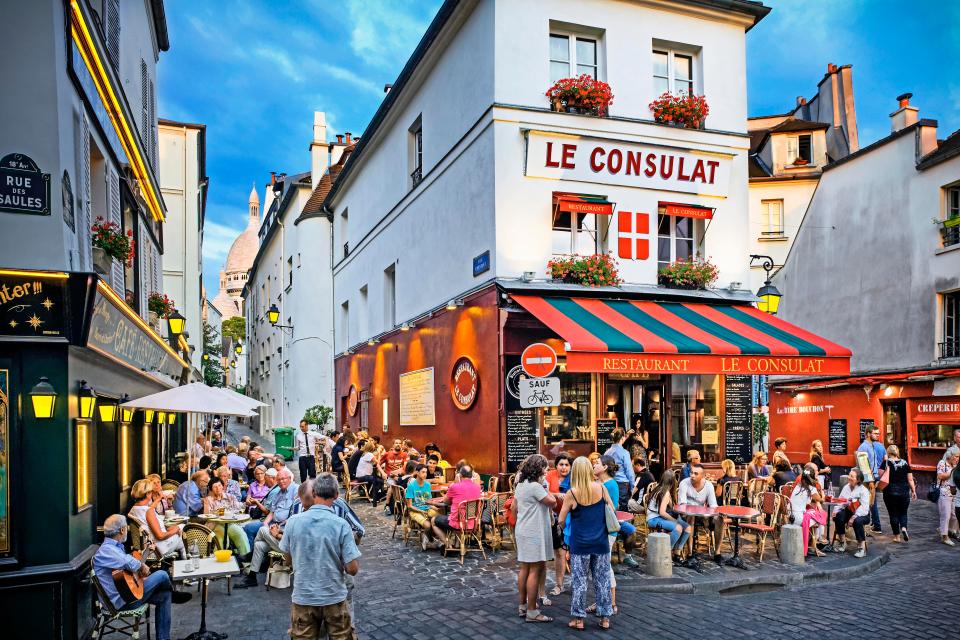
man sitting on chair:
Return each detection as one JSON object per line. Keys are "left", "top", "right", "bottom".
{"left": 235, "top": 468, "right": 300, "bottom": 589}
{"left": 431, "top": 464, "right": 482, "bottom": 546}
{"left": 677, "top": 464, "right": 724, "bottom": 564}
{"left": 93, "top": 515, "right": 191, "bottom": 640}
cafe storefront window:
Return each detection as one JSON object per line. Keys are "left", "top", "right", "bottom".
{"left": 543, "top": 366, "right": 594, "bottom": 443}
{"left": 670, "top": 374, "right": 721, "bottom": 463}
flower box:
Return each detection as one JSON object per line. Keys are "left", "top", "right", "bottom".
{"left": 648, "top": 92, "right": 709, "bottom": 130}
{"left": 92, "top": 216, "right": 135, "bottom": 266}
{"left": 92, "top": 246, "right": 113, "bottom": 276}
{"left": 546, "top": 75, "right": 614, "bottom": 117}
{"left": 547, "top": 254, "right": 622, "bottom": 287}
{"left": 657, "top": 258, "right": 718, "bottom": 290}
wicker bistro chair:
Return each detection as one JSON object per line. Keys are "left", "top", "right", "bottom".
{"left": 443, "top": 466, "right": 457, "bottom": 483}
{"left": 160, "top": 479, "right": 180, "bottom": 492}
{"left": 181, "top": 523, "right": 231, "bottom": 595}
{"left": 739, "top": 492, "right": 783, "bottom": 562}
{"left": 719, "top": 480, "right": 745, "bottom": 551}
{"left": 486, "top": 476, "right": 499, "bottom": 494}
{"left": 391, "top": 492, "right": 415, "bottom": 545}
{"left": 745, "top": 477, "right": 768, "bottom": 506}
{"left": 91, "top": 569, "right": 152, "bottom": 640}
{"left": 443, "top": 499, "right": 487, "bottom": 564}
{"left": 341, "top": 467, "right": 372, "bottom": 505}
{"left": 485, "top": 492, "right": 513, "bottom": 551}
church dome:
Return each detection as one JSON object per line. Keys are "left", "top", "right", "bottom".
{"left": 223, "top": 184, "right": 260, "bottom": 275}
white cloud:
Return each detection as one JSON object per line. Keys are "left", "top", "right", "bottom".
{"left": 345, "top": 0, "right": 439, "bottom": 68}
{"left": 319, "top": 63, "right": 384, "bottom": 97}
{"left": 253, "top": 46, "right": 304, "bottom": 83}
{"left": 204, "top": 218, "right": 246, "bottom": 266}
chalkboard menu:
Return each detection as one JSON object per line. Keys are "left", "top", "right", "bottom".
{"left": 829, "top": 418, "right": 848, "bottom": 455}
{"left": 596, "top": 419, "right": 618, "bottom": 453}
{"left": 859, "top": 418, "right": 875, "bottom": 443}
{"left": 506, "top": 409, "right": 539, "bottom": 472}
{"left": 723, "top": 375, "right": 753, "bottom": 464}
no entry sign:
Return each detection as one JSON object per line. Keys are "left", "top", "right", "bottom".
{"left": 521, "top": 343, "right": 557, "bottom": 378}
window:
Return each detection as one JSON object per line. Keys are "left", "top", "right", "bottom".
{"left": 550, "top": 33, "right": 598, "bottom": 82}
{"left": 670, "top": 375, "right": 720, "bottom": 462}
{"left": 653, "top": 48, "right": 694, "bottom": 95}
{"left": 787, "top": 135, "right": 813, "bottom": 165}
{"left": 340, "top": 300, "right": 350, "bottom": 349}
{"left": 340, "top": 209, "right": 349, "bottom": 258}
{"left": 657, "top": 215, "right": 701, "bottom": 270}
{"left": 542, "top": 368, "right": 593, "bottom": 444}
{"left": 798, "top": 135, "right": 812, "bottom": 163}
{"left": 383, "top": 264, "right": 396, "bottom": 330}
{"left": 359, "top": 285, "right": 369, "bottom": 340}
{"left": 943, "top": 291, "right": 959, "bottom": 359}
{"left": 948, "top": 187, "right": 960, "bottom": 219}
{"left": 409, "top": 116, "right": 423, "bottom": 188}
{"left": 552, "top": 209, "right": 609, "bottom": 256}
{"left": 286, "top": 256, "right": 293, "bottom": 290}
{"left": 761, "top": 199, "right": 784, "bottom": 236}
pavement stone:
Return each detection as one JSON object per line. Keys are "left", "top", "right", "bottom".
{"left": 159, "top": 457, "right": 959, "bottom": 639}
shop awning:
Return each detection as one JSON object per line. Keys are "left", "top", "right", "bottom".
{"left": 553, "top": 192, "right": 614, "bottom": 215}
{"left": 658, "top": 201, "right": 714, "bottom": 220}
{"left": 512, "top": 295, "right": 851, "bottom": 376}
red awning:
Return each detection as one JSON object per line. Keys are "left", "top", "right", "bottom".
{"left": 512, "top": 295, "right": 852, "bottom": 376}
{"left": 658, "top": 201, "right": 714, "bottom": 220}
{"left": 554, "top": 192, "right": 614, "bottom": 215}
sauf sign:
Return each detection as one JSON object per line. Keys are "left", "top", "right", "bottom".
{"left": 525, "top": 131, "right": 731, "bottom": 198}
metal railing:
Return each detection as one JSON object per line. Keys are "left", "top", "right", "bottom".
{"left": 940, "top": 222, "right": 960, "bottom": 248}
{"left": 410, "top": 165, "right": 422, "bottom": 189}
{"left": 940, "top": 340, "right": 960, "bottom": 360}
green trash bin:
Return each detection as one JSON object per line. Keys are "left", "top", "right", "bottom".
{"left": 273, "top": 426, "right": 295, "bottom": 461}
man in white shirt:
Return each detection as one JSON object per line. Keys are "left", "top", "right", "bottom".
{"left": 191, "top": 435, "right": 207, "bottom": 465}
{"left": 677, "top": 464, "right": 723, "bottom": 563}
{"left": 294, "top": 420, "right": 319, "bottom": 482}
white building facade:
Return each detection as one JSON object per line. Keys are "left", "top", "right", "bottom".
{"left": 159, "top": 119, "right": 207, "bottom": 369}
{"left": 244, "top": 112, "right": 345, "bottom": 433}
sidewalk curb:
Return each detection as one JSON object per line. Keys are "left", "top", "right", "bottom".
{"left": 616, "top": 549, "right": 891, "bottom": 594}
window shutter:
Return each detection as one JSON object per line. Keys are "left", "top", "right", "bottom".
{"left": 106, "top": 0, "right": 120, "bottom": 72}
{"left": 80, "top": 116, "right": 92, "bottom": 271}
{"left": 149, "top": 80, "right": 158, "bottom": 168}
{"left": 152, "top": 247, "right": 161, "bottom": 297}
{"left": 140, "top": 235, "right": 149, "bottom": 315}
{"left": 140, "top": 59, "right": 150, "bottom": 154}
{"left": 107, "top": 167, "right": 124, "bottom": 295}
{"left": 786, "top": 137, "right": 799, "bottom": 163}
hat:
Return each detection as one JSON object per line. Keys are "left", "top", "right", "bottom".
{"left": 266, "top": 468, "right": 279, "bottom": 477}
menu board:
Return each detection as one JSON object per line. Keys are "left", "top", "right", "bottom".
{"left": 596, "top": 419, "right": 617, "bottom": 453}
{"left": 399, "top": 367, "right": 435, "bottom": 425}
{"left": 506, "top": 409, "right": 539, "bottom": 472}
{"left": 829, "top": 418, "right": 848, "bottom": 455}
{"left": 859, "top": 418, "right": 875, "bottom": 443}
{"left": 723, "top": 375, "right": 753, "bottom": 464}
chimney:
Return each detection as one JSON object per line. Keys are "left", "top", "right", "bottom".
{"left": 345, "top": 132, "right": 352, "bottom": 144}
{"left": 384, "top": 83, "right": 393, "bottom": 94}
{"left": 310, "top": 111, "right": 328, "bottom": 189}
{"left": 890, "top": 92, "right": 918, "bottom": 132}
{"left": 270, "top": 172, "right": 276, "bottom": 185}
{"left": 336, "top": 134, "right": 344, "bottom": 144}
{"left": 796, "top": 96, "right": 806, "bottom": 106}
{"left": 827, "top": 63, "right": 838, "bottom": 74}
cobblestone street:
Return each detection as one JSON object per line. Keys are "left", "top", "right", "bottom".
{"left": 169, "top": 485, "right": 960, "bottom": 640}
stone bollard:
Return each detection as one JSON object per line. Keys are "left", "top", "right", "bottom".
{"left": 780, "top": 524, "right": 805, "bottom": 566}
{"left": 646, "top": 532, "right": 673, "bottom": 577}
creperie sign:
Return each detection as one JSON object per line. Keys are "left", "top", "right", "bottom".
{"left": 525, "top": 131, "right": 731, "bottom": 197}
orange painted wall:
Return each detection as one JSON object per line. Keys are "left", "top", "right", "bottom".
{"left": 333, "top": 287, "right": 502, "bottom": 474}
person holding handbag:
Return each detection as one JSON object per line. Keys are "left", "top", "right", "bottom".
{"left": 511, "top": 454, "right": 557, "bottom": 624}
{"left": 557, "top": 457, "right": 616, "bottom": 631}
{"left": 879, "top": 445, "right": 915, "bottom": 542}
{"left": 935, "top": 447, "right": 959, "bottom": 545}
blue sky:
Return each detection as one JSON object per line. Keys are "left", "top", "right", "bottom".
{"left": 157, "top": 0, "right": 959, "bottom": 298}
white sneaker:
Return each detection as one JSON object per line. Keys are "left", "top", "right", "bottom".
{"left": 943, "top": 538, "right": 956, "bottom": 547}
{"left": 854, "top": 548, "right": 866, "bottom": 558}
{"left": 421, "top": 532, "right": 430, "bottom": 552}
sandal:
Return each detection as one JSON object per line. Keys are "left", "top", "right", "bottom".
{"left": 539, "top": 596, "right": 552, "bottom": 607}
{"left": 599, "top": 617, "right": 610, "bottom": 630}
{"left": 518, "top": 605, "right": 527, "bottom": 618}
{"left": 568, "top": 619, "right": 584, "bottom": 630}
{"left": 526, "top": 613, "right": 553, "bottom": 623}
{"left": 548, "top": 585, "right": 564, "bottom": 597}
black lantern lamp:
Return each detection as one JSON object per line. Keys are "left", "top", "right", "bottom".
{"left": 29, "top": 377, "right": 57, "bottom": 419}
{"left": 120, "top": 394, "right": 133, "bottom": 423}
{"left": 145, "top": 409, "right": 155, "bottom": 424}
{"left": 167, "top": 412, "right": 177, "bottom": 425}
{"left": 98, "top": 399, "right": 118, "bottom": 423}
{"left": 78, "top": 379, "right": 97, "bottom": 419}
{"left": 267, "top": 304, "right": 280, "bottom": 326}
{"left": 235, "top": 342, "right": 242, "bottom": 355}
{"left": 749, "top": 254, "right": 782, "bottom": 315}
{"left": 167, "top": 309, "right": 186, "bottom": 336}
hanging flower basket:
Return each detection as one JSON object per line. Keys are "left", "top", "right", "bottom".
{"left": 91, "top": 216, "right": 135, "bottom": 266}
{"left": 148, "top": 292, "right": 175, "bottom": 318}
{"left": 546, "top": 75, "right": 614, "bottom": 117}
{"left": 657, "top": 257, "right": 718, "bottom": 290}
{"left": 648, "top": 92, "right": 709, "bottom": 129}
{"left": 547, "top": 254, "right": 622, "bottom": 287}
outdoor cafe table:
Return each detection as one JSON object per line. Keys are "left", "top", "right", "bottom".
{"left": 820, "top": 497, "right": 849, "bottom": 553}
{"left": 172, "top": 556, "right": 240, "bottom": 640}
{"left": 426, "top": 493, "right": 491, "bottom": 510}
{"left": 197, "top": 512, "right": 251, "bottom": 549}
{"left": 673, "top": 503, "right": 717, "bottom": 566}
{"left": 715, "top": 505, "right": 760, "bottom": 570}
{"left": 616, "top": 511, "right": 633, "bottom": 524}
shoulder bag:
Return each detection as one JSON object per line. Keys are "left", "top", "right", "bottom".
{"left": 876, "top": 466, "right": 890, "bottom": 491}
{"left": 601, "top": 486, "right": 621, "bottom": 534}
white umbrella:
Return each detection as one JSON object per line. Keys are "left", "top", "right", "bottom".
{"left": 120, "top": 382, "right": 256, "bottom": 416}
{"left": 213, "top": 386, "right": 267, "bottom": 410}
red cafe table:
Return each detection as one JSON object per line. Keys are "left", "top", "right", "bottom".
{"left": 715, "top": 505, "right": 760, "bottom": 570}
{"left": 820, "top": 497, "right": 849, "bottom": 553}
{"left": 673, "top": 504, "right": 717, "bottom": 569}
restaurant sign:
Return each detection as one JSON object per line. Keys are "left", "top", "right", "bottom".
{"left": 913, "top": 400, "right": 960, "bottom": 422}
{"left": 566, "top": 353, "right": 851, "bottom": 376}
{"left": 87, "top": 284, "right": 184, "bottom": 381}
{"left": 0, "top": 271, "right": 68, "bottom": 338}
{"left": 525, "top": 131, "right": 731, "bottom": 197}
{"left": 0, "top": 153, "right": 51, "bottom": 215}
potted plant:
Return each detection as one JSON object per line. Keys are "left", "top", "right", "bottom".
{"left": 148, "top": 292, "right": 174, "bottom": 331}
{"left": 546, "top": 75, "right": 614, "bottom": 116}
{"left": 791, "top": 157, "right": 810, "bottom": 166}
{"left": 657, "top": 257, "right": 719, "bottom": 290}
{"left": 753, "top": 412, "right": 769, "bottom": 452}
{"left": 648, "top": 92, "right": 710, "bottom": 129}
{"left": 91, "top": 216, "right": 135, "bottom": 275}
{"left": 547, "top": 253, "right": 622, "bottom": 287}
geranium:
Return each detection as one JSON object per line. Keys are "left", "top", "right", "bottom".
{"left": 148, "top": 292, "right": 175, "bottom": 317}
{"left": 546, "top": 75, "right": 614, "bottom": 116}
{"left": 657, "top": 257, "right": 719, "bottom": 290}
{"left": 547, "top": 253, "right": 622, "bottom": 287}
{"left": 648, "top": 92, "right": 710, "bottom": 129}
{"left": 91, "top": 217, "right": 135, "bottom": 266}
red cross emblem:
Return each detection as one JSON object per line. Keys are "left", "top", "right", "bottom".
{"left": 618, "top": 211, "right": 649, "bottom": 260}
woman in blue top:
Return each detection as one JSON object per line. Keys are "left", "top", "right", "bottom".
{"left": 557, "top": 457, "right": 616, "bottom": 630}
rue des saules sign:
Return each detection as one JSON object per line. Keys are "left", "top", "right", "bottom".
{"left": 524, "top": 131, "right": 731, "bottom": 198}
{"left": 0, "top": 153, "right": 51, "bottom": 215}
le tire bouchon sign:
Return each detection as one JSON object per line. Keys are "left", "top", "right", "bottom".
{"left": 0, "top": 153, "right": 51, "bottom": 215}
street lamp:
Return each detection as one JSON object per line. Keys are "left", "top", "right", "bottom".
{"left": 230, "top": 359, "right": 237, "bottom": 368}
{"left": 267, "top": 304, "right": 280, "bottom": 326}
{"left": 98, "top": 400, "right": 118, "bottom": 423}
{"left": 202, "top": 353, "right": 210, "bottom": 361}
{"left": 749, "top": 254, "right": 782, "bottom": 315}
{"left": 145, "top": 409, "right": 155, "bottom": 424}
{"left": 235, "top": 343, "right": 242, "bottom": 355}
{"left": 29, "top": 377, "right": 57, "bottom": 419}
{"left": 167, "top": 309, "right": 186, "bottom": 337}
{"left": 78, "top": 379, "right": 97, "bottom": 419}
{"left": 120, "top": 394, "right": 133, "bottom": 423}
{"left": 167, "top": 412, "right": 177, "bottom": 425}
